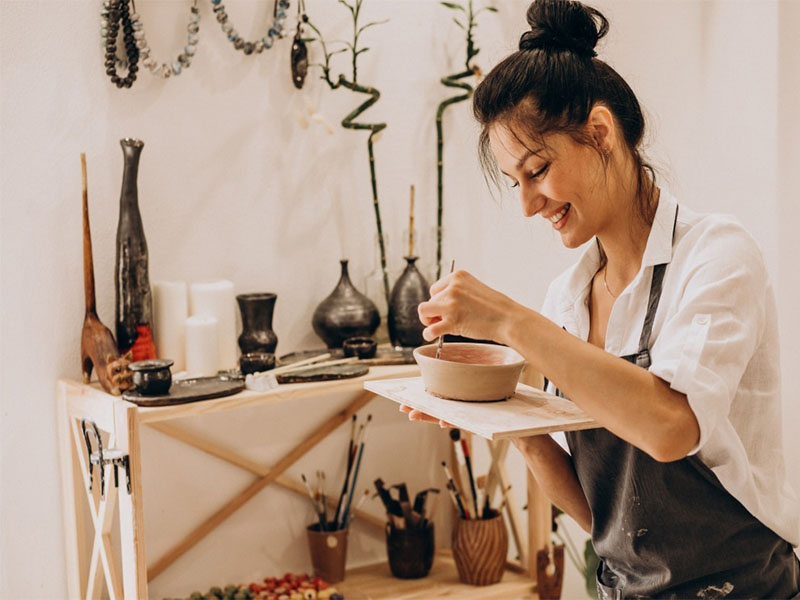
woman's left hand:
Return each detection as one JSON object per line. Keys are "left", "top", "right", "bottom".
{"left": 417, "top": 269, "right": 522, "bottom": 344}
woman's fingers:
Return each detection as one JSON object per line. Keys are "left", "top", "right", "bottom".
{"left": 399, "top": 404, "right": 454, "bottom": 428}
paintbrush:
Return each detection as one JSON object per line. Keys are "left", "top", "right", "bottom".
{"left": 441, "top": 460, "right": 469, "bottom": 519}
{"left": 301, "top": 473, "right": 326, "bottom": 531}
{"left": 333, "top": 415, "right": 358, "bottom": 528}
{"left": 435, "top": 259, "right": 455, "bottom": 359}
{"left": 341, "top": 415, "right": 372, "bottom": 528}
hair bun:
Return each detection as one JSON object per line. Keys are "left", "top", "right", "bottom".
{"left": 519, "top": 0, "right": 608, "bottom": 58}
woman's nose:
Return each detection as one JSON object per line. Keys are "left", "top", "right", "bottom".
{"left": 520, "top": 187, "right": 545, "bottom": 218}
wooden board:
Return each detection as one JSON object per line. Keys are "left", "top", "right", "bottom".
{"left": 365, "top": 377, "right": 598, "bottom": 441}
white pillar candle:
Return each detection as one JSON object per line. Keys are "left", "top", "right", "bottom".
{"left": 189, "top": 280, "right": 237, "bottom": 370}
{"left": 185, "top": 315, "right": 219, "bottom": 377}
{"left": 152, "top": 281, "right": 188, "bottom": 371}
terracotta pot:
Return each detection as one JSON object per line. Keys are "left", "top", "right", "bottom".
{"left": 451, "top": 510, "right": 508, "bottom": 586}
{"left": 306, "top": 524, "right": 348, "bottom": 583}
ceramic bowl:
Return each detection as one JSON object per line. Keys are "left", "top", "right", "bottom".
{"left": 342, "top": 336, "right": 377, "bottom": 359}
{"left": 413, "top": 343, "right": 525, "bottom": 402}
{"left": 239, "top": 352, "right": 276, "bottom": 375}
{"left": 129, "top": 359, "right": 174, "bottom": 396}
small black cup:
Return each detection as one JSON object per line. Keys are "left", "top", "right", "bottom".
{"left": 386, "top": 521, "right": 434, "bottom": 579}
{"left": 129, "top": 359, "right": 174, "bottom": 395}
{"left": 342, "top": 336, "right": 377, "bottom": 359}
{"left": 239, "top": 352, "right": 276, "bottom": 375}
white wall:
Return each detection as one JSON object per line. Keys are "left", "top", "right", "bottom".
{"left": 1, "top": 1, "right": 797, "bottom": 599}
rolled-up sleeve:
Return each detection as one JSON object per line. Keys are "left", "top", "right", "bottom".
{"left": 649, "top": 221, "right": 768, "bottom": 455}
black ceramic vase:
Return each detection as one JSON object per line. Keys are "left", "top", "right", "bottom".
{"left": 388, "top": 256, "right": 430, "bottom": 348}
{"left": 115, "top": 138, "right": 156, "bottom": 362}
{"left": 237, "top": 293, "right": 279, "bottom": 354}
{"left": 312, "top": 260, "right": 380, "bottom": 348}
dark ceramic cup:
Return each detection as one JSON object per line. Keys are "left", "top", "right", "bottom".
{"left": 239, "top": 352, "right": 276, "bottom": 375}
{"left": 342, "top": 336, "right": 377, "bottom": 359}
{"left": 129, "top": 359, "right": 174, "bottom": 395}
{"left": 386, "top": 521, "right": 435, "bottom": 579}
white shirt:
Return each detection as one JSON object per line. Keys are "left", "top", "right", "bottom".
{"left": 541, "top": 191, "right": 800, "bottom": 546}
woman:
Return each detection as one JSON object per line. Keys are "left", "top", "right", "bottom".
{"left": 402, "top": 0, "right": 800, "bottom": 597}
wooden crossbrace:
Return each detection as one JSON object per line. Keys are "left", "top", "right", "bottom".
{"left": 69, "top": 418, "right": 124, "bottom": 599}
{"left": 148, "top": 390, "right": 375, "bottom": 581}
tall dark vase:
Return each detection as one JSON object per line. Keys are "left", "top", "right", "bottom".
{"left": 237, "top": 293, "right": 278, "bottom": 354}
{"left": 388, "top": 256, "right": 430, "bottom": 348}
{"left": 312, "top": 260, "right": 380, "bottom": 348}
{"left": 114, "top": 138, "right": 156, "bottom": 362}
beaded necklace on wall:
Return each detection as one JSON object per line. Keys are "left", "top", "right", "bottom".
{"left": 132, "top": 0, "right": 201, "bottom": 79}
{"left": 211, "top": 0, "right": 291, "bottom": 55}
{"left": 101, "top": 0, "right": 139, "bottom": 88}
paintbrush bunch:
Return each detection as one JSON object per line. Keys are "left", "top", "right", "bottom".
{"left": 300, "top": 413, "right": 372, "bottom": 531}
{"left": 444, "top": 429, "right": 509, "bottom": 520}
{"left": 373, "top": 479, "right": 440, "bottom": 531}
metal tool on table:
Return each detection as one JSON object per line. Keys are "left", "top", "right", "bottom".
{"left": 81, "top": 418, "right": 131, "bottom": 497}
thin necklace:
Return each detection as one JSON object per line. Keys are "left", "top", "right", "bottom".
{"left": 602, "top": 266, "right": 619, "bottom": 299}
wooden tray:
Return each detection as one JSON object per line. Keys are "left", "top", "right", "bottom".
{"left": 365, "top": 377, "right": 599, "bottom": 440}
{"left": 122, "top": 377, "right": 245, "bottom": 407}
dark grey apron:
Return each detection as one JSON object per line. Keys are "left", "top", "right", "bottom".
{"left": 550, "top": 206, "right": 800, "bottom": 598}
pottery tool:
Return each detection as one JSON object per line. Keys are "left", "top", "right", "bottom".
{"left": 245, "top": 353, "right": 346, "bottom": 391}
{"left": 441, "top": 461, "right": 468, "bottom": 519}
{"left": 301, "top": 473, "right": 326, "bottom": 531}
{"left": 408, "top": 184, "right": 415, "bottom": 257}
{"left": 435, "top": 259, "right": 455, "bottom": 359}
{"left": 341, "top": 415, "right": 372, "bottom": 529}
{"left": 333, "top": 415, "right": 358, "bottom": 527}
{"left": 374, "top": 478, "right": 403, "bottom": 518}
{"left": 413, "top": 488, "right": 440, "bottom": 519}
{"left": 451, "top": 429, "right": 479, "bottom": 518}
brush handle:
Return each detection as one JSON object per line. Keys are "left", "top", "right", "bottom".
{"left": 461, "top": 441, "right": 479, "bottom": 518}
{"left": 341, "top": 442, "right": 366, "bottom": 528}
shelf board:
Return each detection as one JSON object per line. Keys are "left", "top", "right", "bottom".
{"left": 338, "top": 550, "right": 537, "bottom": 599}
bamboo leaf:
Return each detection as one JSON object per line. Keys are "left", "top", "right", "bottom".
{"left": 453, "top": 17, "right": 465, "bottom": 29}
{"left": 440, "top": 1, "right": 465, "bottom": 12}
{"left": 355, "top": 47, "right": 370, "bottom": 55}
{"left": 357, "top": 19, "right": 389, "bottom": 36}
{"left": 483, "top": 5, "right": 498, "bottom": 12}
{"left": 337, "top": 0, "right": 355, "bottom": 16}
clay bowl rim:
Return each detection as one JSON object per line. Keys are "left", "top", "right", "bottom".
{"left": 413, "top": 342, "right": 525, "bottom": 369}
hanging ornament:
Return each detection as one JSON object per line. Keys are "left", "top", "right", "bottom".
{"left": 101, "top": 0, "right": 140, "bottom": 88}
{"left": 211, "top": 0, "right": 290, "bottom": 55}
{"left": 131, "top": 0, "right": 200, "bottom": 79}
{"left": 291, "top": 0, "right": 309, "bottom": 89}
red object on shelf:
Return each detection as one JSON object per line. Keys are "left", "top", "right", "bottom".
{"left": 129, "top": 325, "right": 156, "bottom": 362}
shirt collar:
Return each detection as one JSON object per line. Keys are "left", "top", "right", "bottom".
{"left": 558, "top": 190, "right": 679, "bottom": 313}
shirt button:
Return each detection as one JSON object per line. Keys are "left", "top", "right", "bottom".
{"left": 696, "top": 315, "right": 709, "bottom": 325}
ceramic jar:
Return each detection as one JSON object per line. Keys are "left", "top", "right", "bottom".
{"left": 236, "top": 293, "right": 278, "bottom": 354}
{"left": 312, "top": 260, "right": 379, "bottom": 348}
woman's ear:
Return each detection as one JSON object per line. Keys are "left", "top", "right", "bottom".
{"left": 586, "top": 104, "right": 617, "bottom": 152}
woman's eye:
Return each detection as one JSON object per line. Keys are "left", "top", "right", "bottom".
{"left": 510, "top": 180, "right": 519, "bottom": 189}
{"left": 529, "top": 163, "right": 550, "bottom": 180}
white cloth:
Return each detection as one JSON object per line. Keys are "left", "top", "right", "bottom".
{"left": 541, "top": 191, "right": 800, "bottom": 546}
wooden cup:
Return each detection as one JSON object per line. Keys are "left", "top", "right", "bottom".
{"left": 451, "top": 510, "right": 508, "bottom": 586}
{"left": 306, "top": 524, "right": 348, "bottom": 583}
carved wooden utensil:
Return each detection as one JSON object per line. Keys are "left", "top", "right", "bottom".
{"left": 80, "top": 153, "right": 133, "bottom": 395}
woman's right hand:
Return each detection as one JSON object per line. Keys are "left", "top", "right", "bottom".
{"left": 399, "top": 404, "right": 454, "bottom": 428}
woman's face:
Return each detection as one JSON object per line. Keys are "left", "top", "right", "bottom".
{"left": 488, "top": 123, "right": 611, "bottom": 249}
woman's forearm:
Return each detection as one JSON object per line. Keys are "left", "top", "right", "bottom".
{"left": 513, "top": 435, "right": 592, "bottom": 533}
{"left": 501, "top": 305, "right": 700, "bottom": 462}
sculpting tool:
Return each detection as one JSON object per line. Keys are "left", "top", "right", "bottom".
{"left": 435, "top": 259, "right": 455, "bottom": 359}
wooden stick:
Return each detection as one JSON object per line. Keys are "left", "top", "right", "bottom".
{"left": 147, "top": 390, "right": 375, "bottom": 580}
{"left": 409, "top": 184, "right": 415, "bottom": 257}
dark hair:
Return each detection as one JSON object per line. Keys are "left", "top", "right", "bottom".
{"left": 473, "top": 0, "right": 656, "bottom": 224}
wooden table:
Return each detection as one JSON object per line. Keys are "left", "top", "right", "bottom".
{"left": 57, "top": 365, "right": 554, "bottom": 599}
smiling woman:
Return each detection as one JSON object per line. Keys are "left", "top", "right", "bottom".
{"left": 405, "top": 0, "right": 800, "bottom": 597}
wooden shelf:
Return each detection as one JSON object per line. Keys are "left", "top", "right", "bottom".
{"left": 339, "top": 550, "right": 537, "bottom": 600}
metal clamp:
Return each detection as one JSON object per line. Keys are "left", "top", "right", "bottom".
{"left": 80, "top": 419, "right": 131, "bottom": 497}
